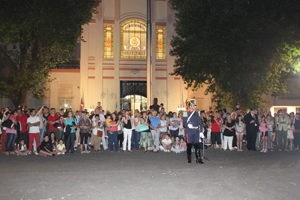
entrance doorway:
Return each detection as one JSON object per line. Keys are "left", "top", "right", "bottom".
{"left": 120, "top": 81, "right": 147, "bottom": 113}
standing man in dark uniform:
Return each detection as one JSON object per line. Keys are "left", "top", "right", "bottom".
{"left": 244, "top": 108, "right": 259, "bottom": 151}
{"left": 183, "top": 99, "right": 204, "bottom": 164}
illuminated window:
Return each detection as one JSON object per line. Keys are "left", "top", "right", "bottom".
{"left": 104, "top": 25, "right": 114, "bottom": 58}
{"left": 156, "top": 27, "right": 165, "bottom": 59}
{"left": 121, "top": 20, "right": 147, "bottom": 59}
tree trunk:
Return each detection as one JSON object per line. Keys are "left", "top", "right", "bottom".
{"left": 11, "top": 89, "right": 28, "bottom": 109}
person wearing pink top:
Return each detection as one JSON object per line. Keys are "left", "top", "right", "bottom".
{"left": 5, "top": 111, "right": 18, "bottom": 155}
{"left": 260, "top": 116, "right": 268, "bottom": 153}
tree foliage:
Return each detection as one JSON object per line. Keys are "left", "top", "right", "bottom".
{"left": 0, "top": 0, "right": 100, "bottom": 108}
{"left": 170, "top": 0, "right": 300, "bottom": 110}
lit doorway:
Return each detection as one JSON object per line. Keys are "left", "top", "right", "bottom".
{"left": 121, "top": 95, "right": 147, "bottom": 114}
{"left": 120, "top": 81, "right": 147, "bottom": 113}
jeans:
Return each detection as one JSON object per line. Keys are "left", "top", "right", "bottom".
{"left": 277, "top": 129, "right": 287, "bottom": 150}
{"left": 1, "top": 130, "right": 6, "bottom": 152}
{"left": 6, "top": 133, "right": 16, "bottom": 152}
{"left": 66, "top": 133, "right": 75, "bottom": 153}
{"left": 150, "top": 129, "right": 160, "bottom": 150}
{"left": 170, "top": 129, "right": 179, "bottom": 138}
{"left": 108, "top": 131, "right": 118, "bottom": 151}
{"left": 39, "top": 129, "right": 45, "bottom": 144}
{"left": 102, "top": 131, "right": 108, "bottom": 150}
{"left": 131, "top": 130, "right": 141, "bottom": 148}
{"left": 82, "top": 137, "right": 89, "bottom": 151}
{"left": 123, "top": 128, "right": 132, "bottom": 151}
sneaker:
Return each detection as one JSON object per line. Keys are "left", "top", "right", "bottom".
{"left": 260, "top": 149, "right": 264, "bottom": 153}
{"left": 278, "top": 149, "right": 282, "bottom": 151}
{"left": 62, "top": 152, "right": 65, "bottom": 155}
{"left": 264, "top": 149, "right": 267, "bottom": 153}
{"left": 136, "top": 147, "right": 139, "bottom": 150}
{"left": 57, "top": 152, "right": 61, "bottom": 155}
{"left": 284, "top": 149, "right": 289, "bottom": 151}
{"left": 28, "top": 151, "right": 32, "bottom": 155}
{"left": 5, "top": 152, "right": 9, "bottom": 155}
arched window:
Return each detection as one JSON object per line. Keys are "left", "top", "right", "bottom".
{"left": 120, "top": 20, "right": 147, "bottom": 59}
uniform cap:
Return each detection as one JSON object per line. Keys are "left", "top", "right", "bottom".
{"left": 187, "top": 99, "right": 196, "bottom": 106}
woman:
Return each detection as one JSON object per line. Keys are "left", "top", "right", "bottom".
{"left": 169, "top": 112, "right": 180, "bottom": 142}
{"left": 178, "top": 112, "right": 185, "bottom": 139}
{"left": 133, "top": 112, "right": 141, "bottom": 150}
{"left": 50, "top": 132, "right": 57, "bottom": 152}
{"left": 235, "top": 115, "right": 245, "bottom": 151}
{"left": 5, "top": 111, "right": 17, "bottom": 155}
{"left": 79, "top": 111, "right": 91, "bottom": 154}
{"left": 92, "top": 114, "right": 103, "bottom": 152}
{"left": 117, "top": 113, "right": 123, "bottom": 149}
{"left": 122, "top": 111, "right": 133, "bottom": 153}
{"left": 107, "top": 113, "right": 119, "bottom": 152}
{"left": 64, "top": 111, "right": 77, "bottom": 154}
{"left": 139, "top": 112, "right": 157, "bottom": 153}
{"left": 222, "top": 115, "right": 236, "bottom": 151}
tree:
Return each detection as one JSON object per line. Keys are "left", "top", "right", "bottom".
{"left": 170, "top": 0, "right": 300, "bottom": 110}
{"left": 0, "top": 0, "right": 101, "bottom": 108}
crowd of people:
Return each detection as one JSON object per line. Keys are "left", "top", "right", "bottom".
{"left": 1, "top": 99, "right": 299, "bottom": 158}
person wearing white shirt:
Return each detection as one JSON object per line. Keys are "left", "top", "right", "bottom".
{"left": 27, "top": 109, "right": 40, "bottom": 154}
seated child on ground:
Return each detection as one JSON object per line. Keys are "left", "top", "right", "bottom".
{"left": 171, "top": 136, "right": 185, "bottom": 153}
{"left": 16, "top": 139, "right": 27, "bottom": 156}
{"left": 56, "top": 139, "right": 66, "bottom": 155}
{"left": 38, "top": 135, "right": 56, "bottom": 157}
{"left": 160, "top": 134, "right": 172, "bottom": 152}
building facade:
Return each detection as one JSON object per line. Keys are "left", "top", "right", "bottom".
{"left": 77, "top": 0, "right": 215, "bottom": 113}
{"left": 1, "top": 0, "right": 299, "bottom": 114}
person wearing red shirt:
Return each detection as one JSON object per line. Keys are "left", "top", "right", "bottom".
{"left": 47, "top": 108, "right": 61, "bottom": 139}
{"left": 211, "top": 112, "right": 222, "bottom": 150}
{"left": 16, "top": 108, "right": 28, "bottom": 146}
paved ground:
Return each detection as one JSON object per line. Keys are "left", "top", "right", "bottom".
{"left": 0, "top": 146, "right": 299, "bottom": 200}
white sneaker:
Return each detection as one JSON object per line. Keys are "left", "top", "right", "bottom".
{"left": 62, "top": 152, "right": 65, "bottom": 155}
{"left": 260, "top": 149, "right": 264, "bottom": 153}
{"left": 28, "top": 151, "right": 32, "bottom": 155}
{"left": 57, "top": 152, "right": 61, "bottom": 155}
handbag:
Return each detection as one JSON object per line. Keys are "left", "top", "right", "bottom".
{"left": 138, "top": 119, "right": 149, "bottom": 132}
{"left": 97, "top": 129, "right": 103, "bottom": 137}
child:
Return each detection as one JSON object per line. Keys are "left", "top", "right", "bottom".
{"left": 260, "top": 116, "right": 268, "bottom": 153}
{"left": 287, "top": 120, "right": 294, "bottom": 151}
{"left": 180, "top": 137, "right": 187, "bottom": 151}
{"left": 171, "top": 136, "right": 185, "bottom": 153}
{"left": 159, "top": 114, "right": 168, "bottom": 144}
{"left": 161, "top": 134, "right": 172, "bottom": 152}
{"left": 16, "top": 139, "right": 27, "bottom": 156}
{"left": 56, "top": 139, "right": 66, "bottom": 155}
{"left": 38, "top": 135, "right": 56, "bottom": 157}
